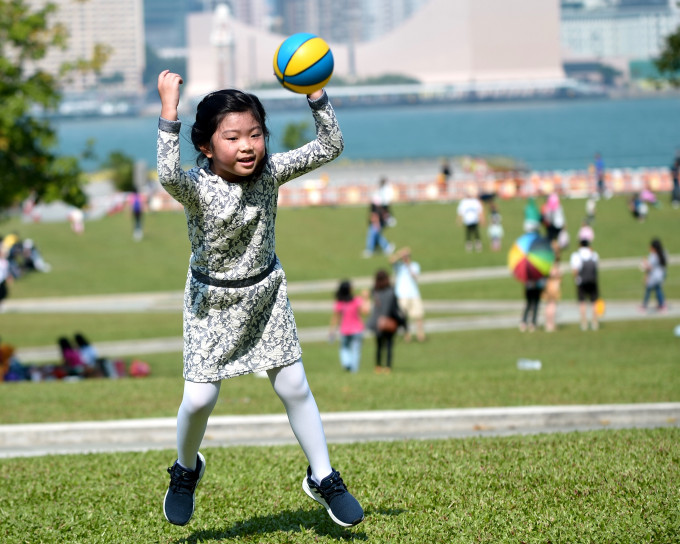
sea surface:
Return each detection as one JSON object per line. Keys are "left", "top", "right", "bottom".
{"left": 53, "top": 95, "right": 680, "bottom": 173}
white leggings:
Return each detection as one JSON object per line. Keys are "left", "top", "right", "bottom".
{"left": 176, "top": 360, "right": 332, "bottom": 484}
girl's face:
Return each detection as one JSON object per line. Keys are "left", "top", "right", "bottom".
{"left": 201, "top": 111, "right": 266, "bottom": 182}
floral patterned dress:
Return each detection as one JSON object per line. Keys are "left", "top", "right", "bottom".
{"left": 157, "top": 92, "right": 343, "bottom": 382}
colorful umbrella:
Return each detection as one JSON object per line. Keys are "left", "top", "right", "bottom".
{"left": 508, "top": 232, "right": 555, "bottom": 282}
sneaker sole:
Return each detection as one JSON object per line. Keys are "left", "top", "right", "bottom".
{"left": 302, "top": 477, "right": 364, "bottom": 528}
{"left": 163, "top": 452, "right": 206, "bottom": 526}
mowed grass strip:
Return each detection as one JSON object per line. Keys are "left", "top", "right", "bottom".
{"left": 0, "top": 428, "right": 678, "bottom": 543}
{"left": 2, "top": 318, "right": 677, "bottom": 424}
{"left": 3, "top": 195, "right": 679, "bottom": 298}
{"left": 1, "top": 193, "right": 679, "bottom": 542}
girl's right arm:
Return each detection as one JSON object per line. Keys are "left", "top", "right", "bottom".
{"left": 156, "top": 71, "right": 198, "bottom": 207}
{"left": 158, "top": 70, "right": 182, "bottom": 121}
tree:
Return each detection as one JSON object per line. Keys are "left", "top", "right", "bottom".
{"left": 104, "top": 150, "right": 134, "bottom": 193}
{"left": 0, "top": 0, "right": 109, "bottom": 212}
{"left": 655, "top": 26, "right": 680, "bottom": 87}
{"left": 281, "top": 121, "right": 311, "bottom": 151}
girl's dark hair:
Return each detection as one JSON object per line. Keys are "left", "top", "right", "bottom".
{"left": 335, "top": 280, "right": 353, "bottom": 302}
{"left": 651, "top": 238, "right": 666, "bottom": 267}
{"left": 374, "top": 269, "right": 391, "bottom": 290}
{"left": 191, "top": 89, "right": 270, "bottom": 165}
{"left": 58, "top": 337, "right": 72, "bottom": 352}
{"left": 74, "top": 333, "right": 89, "bottom": 348}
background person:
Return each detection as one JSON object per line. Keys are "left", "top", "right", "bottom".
{"left": 671, "top": 151, "right": 680, "bottom": 208}
{"left": 130, "top": 192, "right": 144, "bottom": 241}
{"left": 541, "top": 192, "right": 566, "bottom": 244}
{"left": 456, "top": 186, "right": 485, "bottom": 252}
{"left": 367, "top": 269, "right": 404, "bottom": 374}
{"left": 640, "top": 238, "right": 667, "bottom": 312}
{"left": 570, "top": 239, "right": 600, "bottom": 331}
{"left": 57, "top": 337, "right": 85, "bottom": 376}
{"left": 371, "top": 176, "right": 396, "bottom": 227}
{"left": 519, "top": 278, "right": 545, "bottom": 333}
{"left": 487, "top": 204, "right": 504, "bottom": 252}
{"left": 542, "top": 257, "right": 562, "bottom": 332}
{"left": 74, "top": 332, "right": 101, "bottom": 376}
{"left": 594, "top": 152, "right": 606, "bottom": 197}
{"left": 329, "top": 280, "right": 369, "bottom": 373}
{"left": 0, "top": 248, "right": 11, "bottom": 312}
{"left": 363, "top": 206, "right": 394, "bottom": 258}
{"left": 390, "top": 247, "right": 426, "bottom": 342}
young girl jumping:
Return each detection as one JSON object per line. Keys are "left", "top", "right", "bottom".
{"left": 156, "top": 70, "right": 363, "bottom": 528}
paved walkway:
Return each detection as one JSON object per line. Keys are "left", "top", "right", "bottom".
{"left": 9, "top": 255, "right": 679, "bottom": 363}
{"left": 2, "top": 404, "right": 679, "bottom": 458}
{"left": 2, "top": 257, "right": 678, "bottom": 458}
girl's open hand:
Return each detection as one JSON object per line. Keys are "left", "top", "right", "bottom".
{"left": 158, "top": 70, "right": 184, "bottom": 121}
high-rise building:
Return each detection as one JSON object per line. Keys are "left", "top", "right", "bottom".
{"left": 144, "top": 0, "right": 202, "bottom": 52}
{"left": 185, "top": 0, "right": 565, "bottom": 96}
{"left": 26, "top": 0, "right": 145, "bottom": 96}
{"left": 196, "top": 0, "right": 273, "bottom": 30}
{"left": 273, "top": 0, "right": 429, "bottom": 43}
{"left": 561, "top": 0, "right": 680, "bottom": 60}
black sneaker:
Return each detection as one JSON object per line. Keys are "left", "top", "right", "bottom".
{"left": 163, "top": 452, "right": 205, "bottom": 526}
{"left": 302, "top": 466, "right": 364, "bottom": 527}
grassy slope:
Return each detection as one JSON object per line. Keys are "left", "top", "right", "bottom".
{"left": 1, "top": 429, "right": 678, "bottom": 543}
{"left": 3, "top": 195, "right": 679, "bottom": 297}
{"left": 1, "top": 197, "right": 679, "bottom": 542}
{"left": 2, "top": 318, "right": 678, "bottom": 425}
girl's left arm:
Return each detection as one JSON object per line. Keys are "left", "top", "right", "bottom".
{"left": 272, "top": 91, "right": 344, "bottom": 185}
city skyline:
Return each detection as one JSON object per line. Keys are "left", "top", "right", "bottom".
{"left": 18, "top": 0, "right": 680, "bottom": 99}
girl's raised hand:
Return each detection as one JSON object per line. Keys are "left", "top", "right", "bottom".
{"left": 307, "top": 89, "right": 324, "bottom": 101}
{"left": 158, "top": 70, "right": 184, "bottom": 121}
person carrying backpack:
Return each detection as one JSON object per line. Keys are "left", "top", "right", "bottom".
{"left": 570, "top": 239, "right": 600, "bottom": 331}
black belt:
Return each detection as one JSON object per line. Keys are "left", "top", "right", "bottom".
{"left": 191, "top": 256, "right": 277, "bottom": 288}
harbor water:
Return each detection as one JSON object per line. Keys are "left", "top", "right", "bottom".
{"left": 54, "top": 95, "right": 680, "bottom": 173}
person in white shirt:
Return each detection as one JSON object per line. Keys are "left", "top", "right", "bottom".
{"left": 0, "top": 247, "right": 11, "bottom": 312}
{"left": 456, "top": 186, "right": 485, "bottom": 252}
{"left": 390, "top": 247, "right": 425, "bottom": 342}
{"left": 569, "top": 239, "right": 600, "bottom": 331}
{"left": 372, "top": 177, "right": 396, "bottom": 227}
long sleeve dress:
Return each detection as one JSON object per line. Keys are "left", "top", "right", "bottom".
{"left": 157, "top": 92, "right": 343, "bottom": 381}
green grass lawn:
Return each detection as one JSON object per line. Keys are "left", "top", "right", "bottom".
{"left": 1, "top": 195, "right": 678, "bottom": 425}
{"left": 1, "top": 428, "right": 678, "bottom": 543}
{"left": 1, "top": 194, "right": 679, "bottom": 542}
{"left": 3, "top": 195, "right": 679, "bottom": 298}
{"left": 2, "top": 318, "right": 678, "bottom": 425}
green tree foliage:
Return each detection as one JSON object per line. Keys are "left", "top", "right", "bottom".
{"left": 103, "top": 150, "right": 134, "bottom": 193}
{"left": 655, "top": 26, "right": 680, "bottom": 86}
{"left": 281, "top": 121, "right": 311, "bottom": 150}
{"left": 0, "top": 0, "right": 108, "bottom": 211}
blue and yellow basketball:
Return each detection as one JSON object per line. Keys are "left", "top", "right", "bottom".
{"left": 273, "top": 33, "right": 334, "bottom": 94}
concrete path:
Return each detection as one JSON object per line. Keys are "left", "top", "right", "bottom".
{"left": 2, "top": 257, "right": 679, "bottom": 458}
{"left": 2, "top": 403, "right": 679, "bottom": 459}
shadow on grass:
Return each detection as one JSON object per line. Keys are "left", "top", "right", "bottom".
{"left": 173, "top": 507, "right": 403, "bottom": 542}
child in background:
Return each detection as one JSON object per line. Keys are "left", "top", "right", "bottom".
{"left": 157, "top": 70, "right": 363, "bottom": 528}
{"left": 57, "top": 337, "right": 85, "bottom": 376}
{"left": 585, "top": 195, "right": 596, "bottom": 224}
{"left": 329, "top": 280, "right": 369, "bottom": 373}
{"left": 74, "top": 332, "right": 100, "bottom": 376}
{"left": 390, "top": 247, "right": 426, "bottom": 342}
{"left": 640, "top": 238, "right": 667, "bottom": 312}
{"left": 487, "top": 205, "right": 504, "bottom": 252}
{"left": 542, "top": 257, "right": 562, "bottom": 332}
